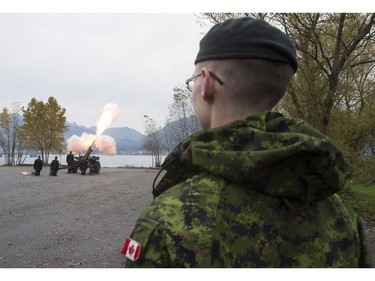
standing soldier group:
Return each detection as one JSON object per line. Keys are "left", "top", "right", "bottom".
{"left": 32, "top": 152, "right": 75, "bottom": 176}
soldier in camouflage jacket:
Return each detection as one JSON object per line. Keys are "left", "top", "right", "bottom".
{"left": 124, "top": 17, "right": 373, "bottom": 267}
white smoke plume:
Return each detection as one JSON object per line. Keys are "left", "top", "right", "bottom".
{"left": 66, "top": 103, "right": 118, "bottom": 155}
{"left": 96, "top": 103, "right": 118, "bottom": 135}
{"left": 66, "top": 133, "right": 95, "bottom": 153}
{"left": 94, "top": 134, "right": 117, "bottom": 155}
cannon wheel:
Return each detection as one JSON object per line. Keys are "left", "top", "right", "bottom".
{"left": 95, "top": 161, "right": 101, "bottom": 174}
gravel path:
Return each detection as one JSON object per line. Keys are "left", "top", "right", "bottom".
{"left": 0, "top": 166, "right": 373, "bottom": 267}
{"left": 0, "top": 166, "right": 154, "bottom": 268}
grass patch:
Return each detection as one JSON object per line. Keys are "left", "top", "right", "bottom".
{"left": 339, "top": 183, "right": 375, "bottom": 218}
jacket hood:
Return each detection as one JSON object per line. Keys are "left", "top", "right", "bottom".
{"left": 154, "top": 111, "right": 352, "bottom": 208}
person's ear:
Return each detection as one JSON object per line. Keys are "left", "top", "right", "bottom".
{"left": 201, "top": 68, "right": 214, "bottom": 103}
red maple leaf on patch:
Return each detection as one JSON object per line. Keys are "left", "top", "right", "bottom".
{"left": 128, "top": 244, "right": 135, "bottom": 255}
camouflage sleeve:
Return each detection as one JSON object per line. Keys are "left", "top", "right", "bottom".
{"left": 125, "top": 174, "right": 221, "bottom": 268}
{"left": 125, "top": 213, "right": 173, "bottom": 267}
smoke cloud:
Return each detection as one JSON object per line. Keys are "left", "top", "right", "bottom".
{"left": 66, "top": 103, "right": 118, "bottom": 155}
{"left": 96, "top": 103, "right": 118, "bottom": 135}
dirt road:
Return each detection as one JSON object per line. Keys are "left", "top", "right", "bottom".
{"left": 0, "top": 166, "right": 155, "bottom": 268}
{"left": 0, "top": 166, "right": 374, "bottom": 267}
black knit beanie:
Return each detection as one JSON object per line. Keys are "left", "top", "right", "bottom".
{"left": 195, "top": 17, "right": 298, "bottom": 73}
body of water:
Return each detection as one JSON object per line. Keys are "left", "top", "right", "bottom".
{"left": 0, "top": 154, "right": 166, "bottom": 168}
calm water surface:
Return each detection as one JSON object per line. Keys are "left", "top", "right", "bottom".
{"left": 0, "top": 154, "right": 166, "bottom": 168}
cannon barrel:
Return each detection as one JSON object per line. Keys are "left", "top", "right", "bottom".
{"left": 83, "top": 140, "right": 95, "bottom": 160}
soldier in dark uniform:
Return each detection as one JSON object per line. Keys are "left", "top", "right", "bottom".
{"left": 124, "top": 18, "right": 373, "bottom": 268}
{"left": 79, "top": 156, "right": 88, "bottom": 175}
{"left": 33, "top": 155, "right": 43, "bottom": 176}
{"left": 50, "top": 156, "right": 59, "bottom": 176}
{"left": 66, "top": 151, "right": 74, "bottom": 173}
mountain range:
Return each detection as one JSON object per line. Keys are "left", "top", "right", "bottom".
{"left": 2, "top": 113, "right": 195, "bottom": 154}
{"left": 64, "top": 122, "right": 146, "bottom": 154}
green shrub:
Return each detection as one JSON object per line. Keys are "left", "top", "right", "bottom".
{"left": 351, "top": 158, "right": 375, "bottom": 184}
{"left": 339, "top": 183, "right": 375, "bottom": 217}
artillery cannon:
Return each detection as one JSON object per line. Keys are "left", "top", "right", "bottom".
{"left": 59, "top": 141, "right": 101, "bottom": 175}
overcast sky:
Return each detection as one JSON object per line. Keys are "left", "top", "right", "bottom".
{"left": 1, "top": 0, "right": 372, "bottom": 134}
{"left": 0, "top": 13, "right": 204, "bottom": 133}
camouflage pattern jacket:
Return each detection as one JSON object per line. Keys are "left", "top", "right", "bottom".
{"left": 125, "top": 111, "right": 373, "bottom": 267}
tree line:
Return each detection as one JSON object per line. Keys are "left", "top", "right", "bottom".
{"left": 0, "top": 97, "right": 67, "bottom": 165}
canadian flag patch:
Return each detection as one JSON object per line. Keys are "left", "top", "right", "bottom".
{"left": 121, "top": 237, "right": 141, "bottom": 262}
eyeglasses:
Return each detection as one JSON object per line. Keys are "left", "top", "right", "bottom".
{"left": 185, "top": 71, "right": 224, "bottom": 92}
